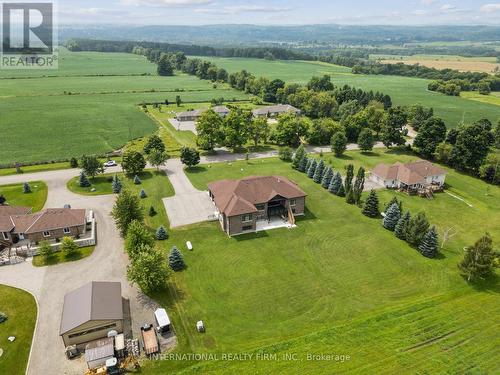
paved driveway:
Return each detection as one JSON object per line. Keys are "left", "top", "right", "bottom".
{"left": 163, "top": 159, "right": 216, "bottom": 228}
{"left": 0, "top": 174, "right": 159, "bottom": 375}
{"left": 168, "top": 118, "right": 197, "bottom": 134}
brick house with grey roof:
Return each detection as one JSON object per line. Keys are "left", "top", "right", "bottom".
{"left": 208, "top": 176, "right": 307, "bottom": 236}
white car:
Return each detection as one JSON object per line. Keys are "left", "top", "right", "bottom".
{"left": 104, "top": 160, "right": 117, "bottom": 167}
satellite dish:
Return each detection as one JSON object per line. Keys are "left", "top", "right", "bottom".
{"left": 107, "top": 330, "right": 118, "bottom": 338}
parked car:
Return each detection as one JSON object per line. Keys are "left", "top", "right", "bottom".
{"left": 104, "top": 160, "right": 117, "bottom": 167}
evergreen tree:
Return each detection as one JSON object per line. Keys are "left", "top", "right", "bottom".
{"left": 328, "top": 172, "right": 341, "bottom": 194}
{"left": 394, "top": 211, "right": 411, "bottom": 240}
{"left": 419, "top": 226, "right": 439, "bottom": 258}
{"left": 406, "top": 212, "right": 430, "bottom": 247}
{"left": 168, "top": 246, "right": 186, "bottom": 271}
{"left": 337, "top": 183, "right": 346, "bottom": 197}
{"left": 156, "top": 226, "right": 168, "bottom": 241}
{"left": 458, "top": 233, "right": 495, "bottom": 282}
{"left": 384, "top": 196, "right": 403, "bottom": 214}
{"left": 292, "top": 145, "right": 306, "bottom": 169}
{"left": 111, "top": 174, "right": 122, "bottom": 194}
{"left": 346, "top": 187, "right": 356, "bottom": 204}
{"left": 78, "top": 172, "right": 91, "bottom": 188}
{"left": 307, "top": 159, "right": 317, "bottom": 178}
{"left": 362, "top": 190, "right": 380, "bottom": 218}
{"left": 22, "top": 182, "right": 31, "bottom": 194}
{"left": 298, "top": 155, "right": 309, "bottom": 173}
{"left": 70, "top": 157, "right": 79, "bottom": 168}
{"left": 139, "top": 189, "right": 147, "bottom": 199}
{"left": 352, "top": 167, "right": 365, "bottom": 204}
{"left": 134, "top": 175, "right": 141, "bottom": 185}
{"left": 149, "top": 206, "right": 157, "bottom": 217}
{"left": 313, "top": 159, "right": 325, "bottom": 183}
{"left": 344, "top": 164, "right": 354, "bottom": 195}
{"left": 321, "top": 167, "right": 334, "bottom": 189}
{"left": 383, "top": 202, "right": 401, "bottom": 231}
{"left": 305, "top": 158, "right": 312, "bottom": 174}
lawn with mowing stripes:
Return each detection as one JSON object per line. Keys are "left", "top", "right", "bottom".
{"left": 141, "top": 151, "right": 498, "bottom": 374}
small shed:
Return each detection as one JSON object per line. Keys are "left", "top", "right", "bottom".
{"left": 85, "top": 337, "right": 115, "bottom": 369}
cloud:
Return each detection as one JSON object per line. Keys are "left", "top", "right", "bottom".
{"left": 480, "top": 3, "right": 500, "bottom": 13}
{"left": 420, "top": 0, "right": 437, "bottom": 5}
{"left": 121, "top": 0, "right": 212, "bottom": 6}
{"left": 440, "top": 4, "right": 456, "bottom": 11}
{"left": 195, "top": 5, "right": 292, "bottom": 15}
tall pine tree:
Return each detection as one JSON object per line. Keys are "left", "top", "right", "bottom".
{"left": 79, "top": 172, "right": 91, "bottom": 187}
{"left": 313, "top": 159, "right": 325, "bottom": 183}
{"left": 292, "top": 145, "right": 306, "bottom": 170}
{"left": 307, "top": 159, "right": 317, "bottom": 178}
{"left": 419, "top": 226, "right": 439, "bottom": 258}
{"left": 394, "top": 211, "right": 411, "bottom": 240}
{"left": 352, "top": 167, "right": 365, "bottom": 204}
{"left": 112, "top": 174, "right": 122, "bottom": 194}
{"left": 329, "top": 172, "right": 342, "bottom": 195}
{"left": 362, "top": 190, "right": 380, "bottom": 218}
{"left": 344, "top": 164, "right": 354, "bottom": 194}
{"left": 406, "top": 212, "right": 430, "bottom": 247}
{"left": 321, "top": 167, "right": 334, "bottom": 189}
{"left": 383, "top": 202, "right": 401, "bottom": 231}
{"left": 298, "top": 155, "right": 309, "bottom": 173}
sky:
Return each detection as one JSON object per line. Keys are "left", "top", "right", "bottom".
{"left": 56, "top": 0, "right": 500, "bottom": 26}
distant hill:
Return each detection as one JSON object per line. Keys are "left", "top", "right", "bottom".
{"left": 59, "top": 24, "right": 500, "bottom": 47}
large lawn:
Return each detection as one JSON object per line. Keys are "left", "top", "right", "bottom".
{"left": 141, "top": 151, "right": 499, "bottom": 374}
{"left": 201, "top": 57, "right": 500, "bottom": 128}
{"left": 0, "top": 285, "right": 37, "bottom": 375}
{"left": 0, "top": 181, "right": 47, "bottom": 211}
{"left": 0, "top": 49, "right": 249, "bottom": 166}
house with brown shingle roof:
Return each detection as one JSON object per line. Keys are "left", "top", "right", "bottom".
{"left": 252, "top": 104, "right": 301, "bottom": 118}
{"left": 371, "top": 160, "right": 447, "bottom": 190}
{"left": 208, "top": 176, "right": 307, "bottom": 236}
{"left": 0, "top": 206, "right": 87, "bottom": 246}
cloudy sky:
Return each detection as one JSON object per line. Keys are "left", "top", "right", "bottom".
{"left": 57, "top": 0, "right": 500, "bottom": 25}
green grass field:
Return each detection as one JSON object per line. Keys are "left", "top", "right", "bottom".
{"left": 132, "top": 150, "right": 500, "bottom": 374}
{"left": 0, "top": 182, "right": 48, "bottom": 211}
{"left": 201, "top": 57, "right": 500, "bottom": 128}
{"left": 0, "top": 49, "right": 249, "bottom": 166}
{"left": 461, "top": 91, "right": 500, "bottom": 106}
{"left": 0, "top": 285, "right": 37, "bottom": 375}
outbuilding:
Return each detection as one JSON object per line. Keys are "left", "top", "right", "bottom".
{"left": 60, "top": 281, "right": 124, "bottom": 347}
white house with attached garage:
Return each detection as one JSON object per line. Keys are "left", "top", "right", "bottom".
{"left": 371, "top": 160, "right": 447, "bottom": 190}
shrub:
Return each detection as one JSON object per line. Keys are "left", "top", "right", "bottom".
{"left": 149, "top": 206, "right": 157, "bottom": 217}
{"left": 278, "top": 147, "right": 293, "bottom": 162}
{"left": 133, "top": 175, "right": 142, "bottom": 185}
{"left": 0, "top": 312, "right": 7, "bottom": 324}
{"left": 23, "top": 182, "right": 31, "bottom": 194}
{"left": 139, "top": 189, "right": 147, "bottom": 199}
{"left": 156, "top": 226, "right": 168, "bottom": 240}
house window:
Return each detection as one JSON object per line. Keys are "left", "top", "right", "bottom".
{"left": 63, "top": 227, "right": 71, "bottom": 234}
{"left": 255, "top": 204, "right": 265, "bottom": 211}
{"left": 242, "top": 225, "right": 253, "bottom": 231}
{"left": 290, "top": 199, "right": 297, "bottom": 207}
{"left": 43, "top": 231, "right": 50, "bottom": 237}
{"left": 242, "top": 214, "right": 253, "bottom": 223}
{"left": 2, "top": 232, "right": 8, "bottom": 240}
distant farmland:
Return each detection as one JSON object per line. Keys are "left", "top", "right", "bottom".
{"left": 202, "top": 57, "right": 500, "bottom": 128}
{"left": 371, "top": 54, "right": 500, "bottom": 74}
{"left": 0, "top": 49, "right": 248, "bottom": 165}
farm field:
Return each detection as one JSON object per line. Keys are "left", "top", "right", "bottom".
{"left": 370, "top": 54, "right": 500, "bottom": 73}
{"left": 0, "top": 285, "right": 37, "bottom": 375}
{"left": 133, "top": 150, "right": 500, "bottom": 374}
{"left": 0, "top": 49, "right": 249, "bottom": 166}
{"left": 461, "top": 91, "right": 500, "bottom": 106}
{"left": 202, "top": 57, "right": 500, "bottom": 128}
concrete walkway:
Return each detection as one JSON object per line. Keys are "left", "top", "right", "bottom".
{"left": 163, "top": 159, "right": 216, "bottom": 228}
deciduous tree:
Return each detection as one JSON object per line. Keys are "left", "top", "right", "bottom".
{"left": 122, "top": 151, "right": 146, "bottom": 175}
{"left": 458, "top": 233, "right": 495, "bottom": 282}
{"left": 125, "top": 220, "right": 155, "bottom": 259}
{"left": 111, "top": 189, "right": 144, "bottom": 237}
{"left": 331, "top": 132, "right": 347, "bottom": 157}
{"left": 180, "top": 147, "right": 200, "bottom": 168}
{"left": 127, "top": 245, "right": 169, "bottom": 292}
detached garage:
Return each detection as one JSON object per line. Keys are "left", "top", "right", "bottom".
{"left": 60, "top": 281, "right": 124, "bottom": 347}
